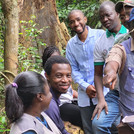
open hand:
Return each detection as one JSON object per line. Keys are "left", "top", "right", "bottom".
{"left": 91, "top": 100, "right": 108, "bottom": 120}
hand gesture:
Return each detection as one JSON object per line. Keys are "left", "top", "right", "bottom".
{"left": 103, "top": 72, "right": 117, "bottom": 90}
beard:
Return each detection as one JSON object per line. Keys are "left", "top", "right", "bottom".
{"left": 75, "top": 24, "right": 86, "bottom": 34}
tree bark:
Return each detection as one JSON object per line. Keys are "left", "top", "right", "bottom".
{"left": 1, "top": 0, "right": 18, "bottom": 83}
{"left": 18, "top": 0, "right": 70, "bottom": 54}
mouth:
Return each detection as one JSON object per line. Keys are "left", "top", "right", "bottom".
{"left": 59, "top": 85, "right": 70, "bottom": 90}
{"left": 104, "top": 23, "right": 110, "bottom": 28}
{"left": 74, "top": 26, "right": 82, "bottom": 32}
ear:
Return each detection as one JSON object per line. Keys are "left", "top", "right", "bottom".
{"left": 84, "top": 16, "right": 87, "bottom": 23}
{"left": 117, "top": 12, "right": 119, "bottom": 17}
{"left": 45, "top": 72, "right": 50, "bottom": 81}
{"left": 37, "top": 93, "right": 43, "bottom": 102}
{"left": 69, "top": 22, "right": 72, "bottom": 28}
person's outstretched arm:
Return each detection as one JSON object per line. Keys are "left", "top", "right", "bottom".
{"left": 103, "top": 61, "right": 119, "bottom": 90}
{"left": 103, "top": 44, "right": 126, "bottom": 89}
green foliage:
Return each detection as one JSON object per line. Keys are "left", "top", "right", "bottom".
{"left": 19, "top": 15, "right": 46, "bottom": 72}
{"left": 20, "top": 15, "right": 47, "bottom": 47}
{"left": 18, "top": 44, "right": 42, "bottom": 72}
{"left": 0, "top": 3, "right": 4, "bottom": 72}
{"left": 0, "top": 40, "right": 4, "bottom": 71}
{"left": 0, "top": 2, "right": 5, "bottom": 104}
{"left": 0, "top": 110, "right": 10, "bottom": 133}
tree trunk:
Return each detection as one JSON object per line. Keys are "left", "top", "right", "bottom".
{"left": 18, "top": 0, "right": 70, "bottom": 54}
{"left": 1, "top": 0, "right": 18, "bottom": 83}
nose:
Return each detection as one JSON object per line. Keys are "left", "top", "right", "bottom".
{"left": 125, "top": 15, "right": 130, "bottom": 21}
{"left": 103, "top": 16, "right": 108, "bottom": 22}
{"left": 74, "top": 20, "right": 79, "bottom": 26}
{"left": 61, "top": 76, "right": 69, "bottom": 82}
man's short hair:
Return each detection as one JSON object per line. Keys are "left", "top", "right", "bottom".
{"left": 99, "top": 1, "right": 115, "bottom": 12}
{"left": 45, "top": 55, "right": 71, "bottom": 75}
{"left": 68, "top": 9, "right": 85, "bottom": 20}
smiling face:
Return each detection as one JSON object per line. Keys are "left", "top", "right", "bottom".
{"left": 46, "top": 63, "right": 72, "bottom": 96}
{"left": 99, "top": 5, "right": 120, "bottom": 32}
{"left": 68, "top": 11, "right": 87, "bottom": 34}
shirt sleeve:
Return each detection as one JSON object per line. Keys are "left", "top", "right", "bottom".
{"left": 66, "top": 42, "right": 89, "bottom": 91}
{"left": 105, "top": 44, "right": 126, "bottom": 74}
{"left": 94, "top": 38, "right": 105, "bottom": 65}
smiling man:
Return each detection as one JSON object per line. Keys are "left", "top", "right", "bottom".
{"left": 66, "top": 9, "right": 106, "bottom": 134}
{"left": 44, "top": 55, "right": 72, "bottom": 134}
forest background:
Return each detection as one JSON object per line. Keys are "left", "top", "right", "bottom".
{"left": 0, "top": 0, "right": 119, "bottom": 133}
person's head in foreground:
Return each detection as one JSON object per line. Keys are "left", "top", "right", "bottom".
{"left": 115, "top": 0, "right": 134, "bottom": 28}
{"left": 5, "top": 71, "right": 52, "bottom": 123}
{"left": 45, "top": 55, "right": 72, "bottom": 98}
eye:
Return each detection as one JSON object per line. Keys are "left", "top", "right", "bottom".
{"left": 106, "top": 14, "right": 110, "bottom": 17}
{"left": 76, "top": 18, "right": 81, "bottom": 21}
{"left": 99, "top": 15, "right": 104, "bottom": 20}
{"left": 69, "top": 20, "right": 74, "bottom": 25}
{"left": 67, "top": 74, "right": 71, "bottom": 78}
{"left": 120, "top": 16, "right": 125, "bottom": 20}
{"left": 56, "top": 74, "right": 62, "bottom": 78}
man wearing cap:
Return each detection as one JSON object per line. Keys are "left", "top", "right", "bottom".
{"left": 113, "top": 0, "right": 134, "bottom": 46}
{"left": 103, "top": 8, "right": 134, "bottom": 134}
{"left": 115, "top": 0, "right": 134, "bottom": 28}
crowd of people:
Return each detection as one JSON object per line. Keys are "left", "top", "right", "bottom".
{"left": 5, "top": 0, "right": 134, "bottom": 134}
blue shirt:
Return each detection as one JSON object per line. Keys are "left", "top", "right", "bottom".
{"left": 66, "top": 26, "right": 108, "bottom": 107}
{"left": 45, "top": 88, "right": 69, "bottom": 134}
{"left": 23, "top": 131, "right": 36, "bottom": 134}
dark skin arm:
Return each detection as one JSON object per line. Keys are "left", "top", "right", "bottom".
{"left": 103, "top": 61, "right": 119, "bottom": 90}
{"left": 91, "top": 65, "right": 108, "bottom": 120}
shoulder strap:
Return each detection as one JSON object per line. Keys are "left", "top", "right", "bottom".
{"left": 41, "top": 112, "right": 62, "bottom": 134}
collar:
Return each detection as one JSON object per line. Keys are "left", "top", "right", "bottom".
{"left": 106, "top": 25, "right": 127, "bottom": 38}
{"left": 36, "top": 116, "right": 48, "bottom": 128}
{"left": 75, "top": 26, "right": 93, "bottom": 44}
{"left": 50, "top": 88, "right": 60, "bottom": 105}
{"left": 131, "top": 38, "right": 134, "bottom": 51}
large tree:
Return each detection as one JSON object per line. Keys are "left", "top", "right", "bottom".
{"left": 1, "top": 0, "right": 18, "bottom": 83}
{"left": 19, "top": 0, "right": 70, "bottom": 54}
